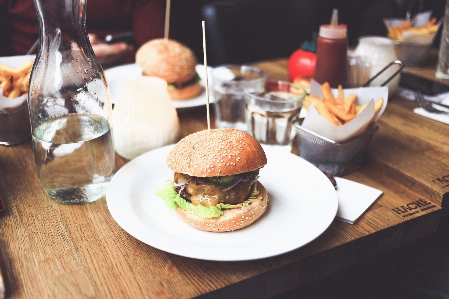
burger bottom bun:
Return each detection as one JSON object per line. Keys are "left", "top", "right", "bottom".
{"left": 168, "top": 82, "right": 202, "bottom": 100}
{"left": 175, "top": 182, "right": 268, "bottom": 232}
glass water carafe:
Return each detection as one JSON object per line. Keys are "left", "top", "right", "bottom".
{"left": 28, "top": 0, "right": 115, "bottom": 204}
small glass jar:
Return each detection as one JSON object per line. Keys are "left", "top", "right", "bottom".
{"left": 354, "top": 36, "right": 400, "bottom": 95}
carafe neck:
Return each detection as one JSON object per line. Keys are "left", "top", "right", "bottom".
{"left": 33, "top": 0, "right": 91, "bottom": 55}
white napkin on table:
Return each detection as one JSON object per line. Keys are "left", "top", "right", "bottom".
{"left": 413, "top": 92, "right": 449, "bottom": 124}
{"left": 397, "top": 87, "right": 449, "bottom": 124}
{"left": 335, "top": 177, "right": 383, "bottom": 224}
{"left": 414, "top": 107, "right": 449, "bottom": 124}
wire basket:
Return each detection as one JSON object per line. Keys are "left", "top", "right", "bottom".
{"left": 0, "top": 104, "right": 31, "bottom": 145}
{"left": 293, "top": 122, "right": 379, "bottom": 176}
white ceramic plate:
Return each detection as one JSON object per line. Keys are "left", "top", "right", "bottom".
{"left": 104, "top": 64, "right": 214, "bottom": 109}
{"left": 106, "top": 145, "right": 338, "bottom": 261}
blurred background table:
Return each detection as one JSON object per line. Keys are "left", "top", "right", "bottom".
{"left": 0, "top": 57, "right": 448, "bottom": 298}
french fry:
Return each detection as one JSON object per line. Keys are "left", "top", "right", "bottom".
{"left": 428, "top": 17, "right": 437, "bottom": 26}
{"left": 0, "top": 64, "right": 15, "bottom": 78}
{"left": 344, "top": 94, "right": 357, "bottom": 105}
{"left": 302, "top": 98, "right": 311, "bottom": 110}
{"left": 374, "top": 97, "right": 384, "bottom": 115}
{"left": 355, "top": 101, "right": 369, "bottom": 115}
{"left": 7, "top": 76, "right": 24, "bottom": 98}
{"left": 1, "top": 76, "right": 13, "bottom": 93}
{"left": 313, "top": 100, "right": 342, "bottom": 126}
{"left": 0, "top": 60, "right": 34, "bottom": 98}
{"left": 323, "top": 99, "right": 356, "bottom": 122}
{"left": 401, "top": 20, "right": 412, "bottom": 29}
{"left": 302, "top": 95, "right": 320, "bottom": 110}
{"left": 344, "top": 94, "right": 357, "bottom": 113}
{"left": 337, "top": 85, "right": 344, "bottom": 99}
{"left": 332, "top": 84, "right": 345, "bottom": 107}
{"left": 321, "top": 82, "right": 335, "bottom": 103}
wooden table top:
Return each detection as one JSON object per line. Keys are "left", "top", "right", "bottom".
{"left": 1, "top": 56, "right": 449, "bottom": 299}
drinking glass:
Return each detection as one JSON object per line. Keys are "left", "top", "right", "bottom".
{"left": 245, "top": 81, "right": 305, "bottom": 150}
{"left": 212, "top": 65, "right": 267, "bottom": 131}
{"left": 353, "top": 36, "right": 400, "bottom": 94}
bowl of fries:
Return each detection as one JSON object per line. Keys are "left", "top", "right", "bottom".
{"left": 0, "top": 55, "right": 34, "bottom": 145}
{"left": 385, "top": 12, "right": 441, "bottom": 67}
{"left": 293, "top": 81, "right": 388, "bottom": 176}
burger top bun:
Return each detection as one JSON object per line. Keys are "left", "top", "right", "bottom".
{"left": 135, "top": 38, "right": 197, "bottom": 84}
{"left": 167, "top": 128, "right": 267, "bottom": 177}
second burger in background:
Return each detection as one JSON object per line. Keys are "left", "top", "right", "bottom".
{"left": 135, "top": 38, "right": 202, "bottom": 100}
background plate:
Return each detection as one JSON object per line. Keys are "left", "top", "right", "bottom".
{"left": 105, "top": 64, "right": 213, "bottom": 109}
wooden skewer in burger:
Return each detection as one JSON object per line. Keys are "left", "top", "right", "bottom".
{"left": 156, "top": 22, "right": 268, "bottom": 232}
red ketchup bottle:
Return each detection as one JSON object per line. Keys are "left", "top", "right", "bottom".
{"left": 313, "top": 9, "right": 348, "bottom": 88}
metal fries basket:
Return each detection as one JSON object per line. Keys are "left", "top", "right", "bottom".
{"left": 293, "top": 122, "right": 379, "bottom": 176}
{"left": 0, "top": 104, "right": 31, "bottom": 145}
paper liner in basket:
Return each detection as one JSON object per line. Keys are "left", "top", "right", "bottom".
{"left": 301, "top": 80, "right": 388, "bottom": 142}
{"left": 384, "top": 11, "right": 442, "bottom": 44}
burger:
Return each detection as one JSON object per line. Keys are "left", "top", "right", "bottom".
{"left": 156, "top": 128, "right": 268, "bottom": 232}
{"left": 135, "top": 38, "right": 202, "bottom": 100}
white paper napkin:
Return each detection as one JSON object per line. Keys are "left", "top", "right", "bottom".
{"left": 414, "top": 107, "right": 449, "bottom": 124}
{"left": 335, "top": 177, "right": 383, "bottom": 224}
{"left": 413, "top": 92, "right": 449, "bottom": 124}
{"left": 396, "top": 87, "right": 449, "bottom": 124}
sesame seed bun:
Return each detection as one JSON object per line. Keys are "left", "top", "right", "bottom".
{"left": 166, "top": 128, "right": 267, "bottom": 177}
{"left": 136, "top": 38, "right": 198, "bottom": 85}
{"left": 175, "top": 181, "right": 268, "bottom": 232}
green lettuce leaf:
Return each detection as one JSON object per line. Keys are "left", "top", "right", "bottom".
{"left": 155, "top": 180, "right": 260, "bottom": 219}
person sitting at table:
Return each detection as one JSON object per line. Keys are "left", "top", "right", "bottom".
{"left": 0, "top": 0, "right": 166, "bottom": 69}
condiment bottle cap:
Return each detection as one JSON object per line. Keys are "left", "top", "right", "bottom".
{"left": 319, "top": 9, "right": 347, "bottom": 39}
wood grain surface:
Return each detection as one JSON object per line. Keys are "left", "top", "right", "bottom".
{"left": 0, "top": 55, "right": 448, "bottom": 298}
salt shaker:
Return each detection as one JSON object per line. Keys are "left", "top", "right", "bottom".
{"left": 28, "top": 0, "right": 115, "bottom": 204}
{"left": 436, "top": 0, "right": 449, "bottom": 79}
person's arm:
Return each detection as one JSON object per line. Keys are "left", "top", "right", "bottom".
{"left": 89, "top": 33, "right": 134, "bottom": 69}
{"left": 87, "top": 0, "right": 165, "bottom": 68}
